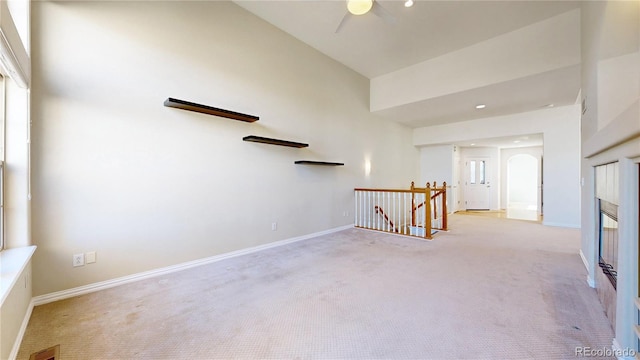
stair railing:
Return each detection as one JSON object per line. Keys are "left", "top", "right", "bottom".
{"left": 412, "top": 181, "right": 448, "bottom": 231}
{"left": 354, "top": 181, "right": 447, "bottom": 240}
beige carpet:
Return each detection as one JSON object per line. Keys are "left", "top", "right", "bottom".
{"left": 18, "top": 215, "right": 614, "bottom": 359}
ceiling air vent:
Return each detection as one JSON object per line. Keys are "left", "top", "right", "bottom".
{"left": 29, "top": 345, "right": 60, "bottom": 360}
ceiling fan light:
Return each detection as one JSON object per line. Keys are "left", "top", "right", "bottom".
{"left": 347, "top": 0, "right": 373, "bottom": 15}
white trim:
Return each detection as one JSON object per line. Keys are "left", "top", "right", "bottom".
{"left": 33, "top": 225, "right": 354, "bottom": 306}
{"left": 0, "top": 245, "right": 36, "bottom": 306}
{"left": 579, "top": 249, "right": 590, "bottom": 270}
{"left": 612, "top": 338, "right": 637, "bottom": 360}
{"left": 579, "top": 249, "right": 595, "bottom": 288}
{"left": 0, "top": 0, "right": 30, "bottom": 88}
{"left": 8, "top": 298, "right": 34, "bottom": 360}
{"left": 541, "top": 221, "right": 580, "bottom": 228}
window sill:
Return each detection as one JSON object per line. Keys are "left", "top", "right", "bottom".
{"left": 0, "top": 245, "right": 36, "bottom": 307}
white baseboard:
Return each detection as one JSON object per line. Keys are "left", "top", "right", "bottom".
{"left": 542, "top": 221, "right": 581, "bottom": 229}
{"left": 9, "top": 298, "right": 34, "bottom": 360}
{"left": 579, "top": 249, "right": 589, "bottom": 270}
{"left": 33, "top": 224, "right": 354, "bottom": 306}
{"left": 612, "top": 338, "right": 637, "bottom": 360}
{"left": 578, "top": 249, "right": 596, "bottom": 288}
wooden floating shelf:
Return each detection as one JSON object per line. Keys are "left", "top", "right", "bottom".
{"left": 164, "top": 97, "right": 259, "bottom": 123}
{"left": 295, "top": 161, "right": 344, "bottom": 166}
{"left": 243, "top": 135, "right": 308, "bottom": 148}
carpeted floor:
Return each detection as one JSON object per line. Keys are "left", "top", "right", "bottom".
{"left": 18, "top": 215, "right": 614, "bottom": 359}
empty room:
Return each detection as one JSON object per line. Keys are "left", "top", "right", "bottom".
{"left": 1, "top": 0, "right": 639, "bottom": 359}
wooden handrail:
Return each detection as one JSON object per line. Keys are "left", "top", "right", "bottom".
{"left": 354, "top": 187, "right": 421, "bottom": 193}
{"left": 430, "top": 190, "right": 445, "bottom": 199}
{"left": 354, "top": 187, "right": 447, "bottom": 195}
{"left": 413, "top": 191, "right": 446, "bottom": 210}
{"left": 374, "top": 206, "right": 398, "bottom": 233}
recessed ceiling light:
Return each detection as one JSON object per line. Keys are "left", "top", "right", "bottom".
{"left": 347, "top": 0, "right": 373, "bottom": 15}
{"left": 513, "top": 140, "right": 521, "bottom": 143}
{"left": 475, "top": 104, "right": 486, "bottom": 109}
{"left": 404, "top": 0, "right": 414, "bottom": 7}
{"left": 470, "top": 143, "right": 476, "bottom": 146}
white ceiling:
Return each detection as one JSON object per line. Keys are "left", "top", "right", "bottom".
{"left": 234, "top": 0, "right": 582, "bottom": 144}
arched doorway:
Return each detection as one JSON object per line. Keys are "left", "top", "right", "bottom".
{"left": 507, "top": 154, "right": 538, "bottom": 221}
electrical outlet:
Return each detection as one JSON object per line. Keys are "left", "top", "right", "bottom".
{"left": 271, "top": 222, "right": 277, "bottom": 231}
{"left": 73, "top": 253, "right": 85, "bottom": 267}
{"left": 86, "top": 251, "right": 96, "bottom": 264}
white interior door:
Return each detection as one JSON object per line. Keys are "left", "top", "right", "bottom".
{"left": 465, "top": 158, "right": 491, "bottom": 210}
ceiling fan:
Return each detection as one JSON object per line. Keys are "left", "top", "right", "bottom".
{"left": 335, "top": 0, "right": 398, "bottom": 33}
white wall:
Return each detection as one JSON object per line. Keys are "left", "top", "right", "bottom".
{"left": 414, "top": 105, "right": 581, "bottom": 227}
{"left": 419, "top": 144, "right": 454, "bottom": 212}
{"left": 452, "top": 146, "right": 461, "bottom": 211}
{"left": 419, "top": 145, "right": 453, "bottom": 186}
{"left": 30, "top": 1, "right": 419, "bottom": 296}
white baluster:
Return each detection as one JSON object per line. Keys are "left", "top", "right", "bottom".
{"left": 369, "top": 191, "right": 372, "bottom": 230}
{"left": 392, "top": 192, "right": 396, "bottom": 232}
{"left": 365, "top": 191, "right": 368, "bottom": 228}
{"left": 376, "top": 191, "right": 380, "bottom": 230}
{"left": 355, "top": 191, "right": 359, "bottom": 227}
{"left": 386, "top": 192, "right": 390, "bottom": 231}
{"left": 378, "top": 192, "right": 384, "bottom": 230}
{"left": 357, "top": 190, "right": 361, "bottom": 227}
{"left": 403, "top": 192, "right": 407, "bottom": 235}
{"left": 418, "top": 193, "right": 424, "bottom": 230}
{"left": 359, "top": 191, "right": 363, "bottom": 227}
{"left": 361, "top": 190, "right": 364, "bottom": 228}
{"left": 367, "top": 191, "right": 371, "bottom": 229}
{"left": 378, "top": 192, "right": 381, "bottom": 231}
{"left": 370, "top": 191, "right": 374, "bottom": 229}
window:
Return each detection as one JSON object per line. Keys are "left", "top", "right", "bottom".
{"left": 469, "top": 161, "right": 476, "bottom": 184}
{"left": 469, "top": 160, "right": 486, "bottom": 185}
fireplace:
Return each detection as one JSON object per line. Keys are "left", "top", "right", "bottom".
{"left": 594, "top": 161, "right": 619, "bottom": 328}
{"left": 598, "top": 199, "right": 618, "bottom": 289}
